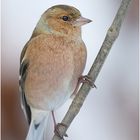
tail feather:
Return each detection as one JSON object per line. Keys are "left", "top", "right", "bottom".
{"left": 26, "top": 108, "right": 49, "bottom": 140}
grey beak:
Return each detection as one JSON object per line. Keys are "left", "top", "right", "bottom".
{"left": 73, "top": 16, "right": 92, "bottom": 26}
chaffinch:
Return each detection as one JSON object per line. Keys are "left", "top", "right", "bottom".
{"left": 19, "top": 5, "right": 92, "bottom": 140}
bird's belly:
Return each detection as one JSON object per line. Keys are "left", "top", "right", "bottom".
{"left": 24, "top": 36, "right": 87, "bottom": 111}
{"left": 25, "top": 76, "right": 75, "bottom": 111}
{"left": 24, "top": 53, "right": 76, "bottom": 111}
{"left": 42, "top": 84, "right": 72, "bottom": 110}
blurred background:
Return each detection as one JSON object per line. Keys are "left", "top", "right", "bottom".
{"left": 1, "top": 0, "right": 139, "bottom": 140}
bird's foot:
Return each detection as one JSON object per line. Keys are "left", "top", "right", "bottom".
{"left": 79, "top": 75, "right": 97, "bottom": 88}
{"left": 54, "top": 123, "right": 68, "bottom": 140}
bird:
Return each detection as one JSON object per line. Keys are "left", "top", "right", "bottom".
{"left": 19, "top": 4, "right": 92, "bottom": 140}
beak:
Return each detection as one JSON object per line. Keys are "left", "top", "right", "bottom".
{"left": 73, "top": 16, "right": 92, "bottom": 27}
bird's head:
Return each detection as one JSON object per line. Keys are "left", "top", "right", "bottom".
{"left": 33, "top": 5, "right": 92, "bottom": 39}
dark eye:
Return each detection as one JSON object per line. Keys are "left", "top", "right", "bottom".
{"left": 62, "top": 16, "right": 69, "bottom": 21}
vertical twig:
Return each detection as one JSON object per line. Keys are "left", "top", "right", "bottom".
{"left": 52, "top": 0, "right": 132, "bottom": 139}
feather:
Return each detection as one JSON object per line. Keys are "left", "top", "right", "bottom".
{"left": 26, "top": 108, "right": 50, "bottom": 140}
{"left": 19, "top": 59, "right": 31, "bottom": 124}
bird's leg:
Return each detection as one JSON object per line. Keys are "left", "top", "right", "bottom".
{"left": 71, "top": 79, "right": 81, "bottom": 97}
{"left": 79, "top": 75, "right": 97, "bottom": 88}
{"left": 52, "top": 110, "right": 57, "bottom": 128}
{"left": 51, "top": 111, "right": 68, "bottom": 140}
{"left": 71, "top": 75, "right": 97, "bottom": 97}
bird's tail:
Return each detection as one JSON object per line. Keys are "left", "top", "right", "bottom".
{"left": 26, "top": 108, "right": 50, "bottom": 140}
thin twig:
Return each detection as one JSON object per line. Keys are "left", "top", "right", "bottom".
{"left": 52, "top": 0, "right": 132, "bottom": 139}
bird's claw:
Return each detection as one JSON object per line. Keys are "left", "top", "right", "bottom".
{"left": 54, "top": 123, "right": 68, "bottom": 140}
{"left": 79, "top": 75, "right": 97, "bottom": 88}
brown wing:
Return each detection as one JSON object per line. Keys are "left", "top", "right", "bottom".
{"left": 19, "top": 45, "right": 31, "bottom": 124}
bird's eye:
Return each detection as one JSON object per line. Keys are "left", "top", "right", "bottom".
{"left": 62, "top": 16, "right": 69, "bottom": 21}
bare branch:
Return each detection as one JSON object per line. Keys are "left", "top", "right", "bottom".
{"left": 52, "top": 0, "right": 132, "bottom": 139}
